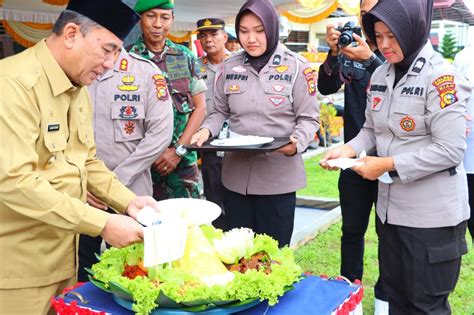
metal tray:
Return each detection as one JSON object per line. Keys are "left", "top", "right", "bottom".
{"left": 185, "top": 137, "right": 291, "bottom": 152}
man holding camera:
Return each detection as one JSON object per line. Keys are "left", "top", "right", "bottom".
{"left": 317, "top": 0, "right": 388, "bottom": 313}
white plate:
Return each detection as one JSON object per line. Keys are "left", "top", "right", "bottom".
{"left": 210, "top": 136, "right": 274, "bottom": 147}
{"left": 155, "top": 198, "right": 221, "bottom": 227}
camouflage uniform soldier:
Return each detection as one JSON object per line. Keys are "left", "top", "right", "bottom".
{"left": 129, "top": 0, "right": 207, "bottom": 200}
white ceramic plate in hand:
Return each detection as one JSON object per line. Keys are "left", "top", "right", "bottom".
{"left": 210, "top": 136, "right": 274, "bottom": 147}
{"left": 155, "top": 198, "right": 221, "bottom": 227}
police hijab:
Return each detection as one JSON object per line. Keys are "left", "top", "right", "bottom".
{"left": 362, "top": 0, "right": 434, "bottom": 83}
{"left": 235, "top": 0, "right": 280, "bottom": 72}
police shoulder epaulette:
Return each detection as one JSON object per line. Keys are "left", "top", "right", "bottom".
{"left": 129, "top": 51, "right": 159, "bottom": 69}
{"left": 286, "top": 49, "right": 308, "bottom": 65}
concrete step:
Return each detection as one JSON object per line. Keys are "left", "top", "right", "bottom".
{"left": 290, "top": 196, "right": 341, "bottom": 248}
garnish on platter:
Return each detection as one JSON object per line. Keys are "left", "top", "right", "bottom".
{"left": 88, "top": 225, "right": 301, "bottom": 315}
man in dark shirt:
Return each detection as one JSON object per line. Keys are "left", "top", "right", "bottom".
{"left": 317, "top": 0, "right": 388, "bottom": 313}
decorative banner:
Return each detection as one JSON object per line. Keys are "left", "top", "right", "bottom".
{"left": 2, "top": 20, "right": 52, "bottom": 47}
{"left": 283, "top": 0, "right": 360, "bottom": 24}
{"left": 282, "top": 1, "right": 339, "bottom": 24}
{"left": 168, "top": 31, "right": 193, "bottom": 43}
{"left": 168, "top": 30, "right": 198, "bottom": 44}
{"left": 42, "top": 0, "right": 68, "bottom": 5}
{"left": 338, "top": 0, "right": 360, "bottom": 16}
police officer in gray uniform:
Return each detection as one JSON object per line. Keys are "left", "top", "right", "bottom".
{"left": 322, "top": 0, "right": 471, "bottom": 313}
{"left": 89, "top": 49, "right": 173, "bottom": 196}
{"left": 78, "top": 49, "right": 173, "bottom": 281}
{"left": 192, "top": 0, "right": 319, "bottom": 247}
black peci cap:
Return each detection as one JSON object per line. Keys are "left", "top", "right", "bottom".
{"left": 66, "top": 0, "right": 140, "bottom": 41}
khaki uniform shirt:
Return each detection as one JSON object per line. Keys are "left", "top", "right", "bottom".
{"left": 202, "top": 43, "right": 320, "bottom": 195}
{"left": 88, "top": 50, "right": 173, "bottom": 196}
{"left": 0, "top": 40, "right": 136, "bottom": 289}
{"left": 349, "top": 42, "right": 471, "bottom": 228}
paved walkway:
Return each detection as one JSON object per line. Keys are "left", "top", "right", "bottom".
{"left": 290, "top": 143, "right": 343, "bottom": 248}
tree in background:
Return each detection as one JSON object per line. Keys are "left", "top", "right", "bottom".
{"left": 439, "top": 32, "right": 458, "bottom": 60}
{"left": 319, "top": 100, "right": 343, "bottom": 149}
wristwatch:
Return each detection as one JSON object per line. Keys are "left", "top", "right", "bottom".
{"left": 361, "top": 53, "right": 377, "bottom": 68}
{"left": 174, "top": 143, "right": 187, "bottom": 157}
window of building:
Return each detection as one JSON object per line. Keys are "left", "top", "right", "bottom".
{"left": 284, "top": 30, "right": 309, "bottom": 53}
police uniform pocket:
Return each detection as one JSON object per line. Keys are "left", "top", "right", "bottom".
{"left": 111, "top": 102, "right": 145, "bottom": 142}
{"left": 390, "top": 101, "right": 428, "bottom": 136}
{"left": 424, "top": 236, "right": 467, "bottom": 296}
{"left": 44, "top": 131, "right": 67, "bottom": 153}
{"left": 77, "top": 124, "right": 95, "bottom": 149}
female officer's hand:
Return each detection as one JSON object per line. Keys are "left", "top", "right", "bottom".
{"left": 277, "top": 135, "right": 298, "bottom": 156}
{"left": 352, "top": 156, "right": 395, "bottom": 180}
{"left": 190, "top": 128, "right": 211, "bottom": 146}
{"left": 319, "top": 144, "right": 356, "bottom": 170}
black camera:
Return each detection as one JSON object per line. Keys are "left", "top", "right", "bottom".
{"left": 336, "top": 21, "right": 362, "bottom": 47}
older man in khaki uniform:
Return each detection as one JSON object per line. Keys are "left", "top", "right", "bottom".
{"left": 78, "top": 49, "right": 173, "bottom": 281}
{"left": 0, "top": 1, "right": 158, "bottom": 313}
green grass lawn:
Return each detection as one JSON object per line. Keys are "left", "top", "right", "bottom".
{"left": 296, "top": 153, "right": 474, "bottom": 314}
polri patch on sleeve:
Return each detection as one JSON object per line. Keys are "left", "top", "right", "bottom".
{"left": 303, "top": 67, "right": 316, "bottom": 96}
{"left": 47, "top": 123, "right": 60, "bottom": 132}
{"left": 153, "top": 74, "right": 169, "bottom": 101}
{"left": 432, "top": 75, "right": 458, "bottom": 109}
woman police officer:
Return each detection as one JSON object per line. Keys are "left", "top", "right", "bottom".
{"left": 321, "top": 0, "right": 471, "bottom": 312}
{"left": 191, "top": 0, "right": 319, "bottom": 247}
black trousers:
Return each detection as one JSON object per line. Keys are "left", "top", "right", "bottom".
{"left": 467, "top": 174, "right": 473, "bottom": 239}
{"left": 338, "top": 169, "right": 387, "bottom": 299}
{"left": 78, "top": 208, "right": 115, "bottom": 282}
{"left": 78, "top": 234, "right": 102, "bottom": 282}
{"left": 201, "top": 151, "right": 227, "bottom": 230}
{"left": 377, "top": 217, "right": 468, "bottom": 314}
{"left": 223, "top": 188, "right": 296, "bottom": 247}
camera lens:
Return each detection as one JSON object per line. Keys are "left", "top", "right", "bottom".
{"left": 338, "top": 33, "right": 353, "bottom": 47}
